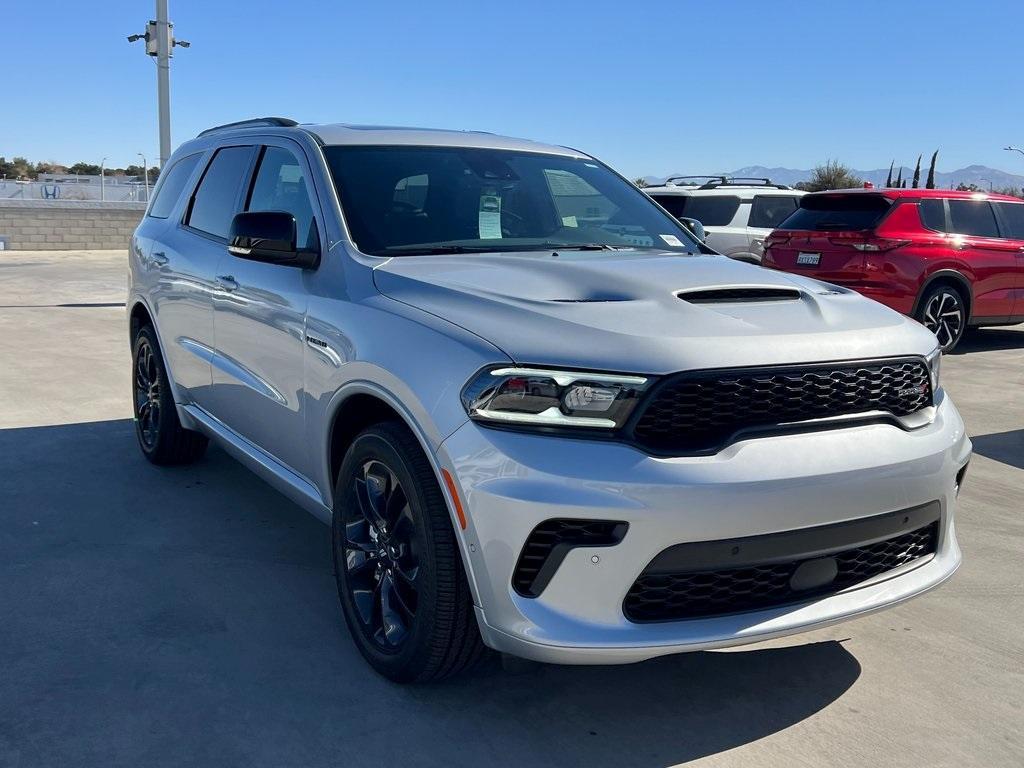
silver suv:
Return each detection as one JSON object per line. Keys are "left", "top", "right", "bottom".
{"left": 129, "top": 119, "right": 970, "bottom": 682}
{"left": 645, "top": 176, "right": 805, "bottom": 263}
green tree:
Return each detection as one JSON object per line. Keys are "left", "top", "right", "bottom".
{"left": 885, "top": 160, "right": 894, "bottom": 188}
{"left": 926, "top": 150, "right": 938, "bottom": 189}
{"left": 633, "top": 177, "right": 648, "bottom": 188}
{"left": 894, "top": 167, "right": 903, "bottom": 188}
{"left": 68, "top": 162, "right": 102, "bottom": 176}
{"left": 911, "top": 154, "right": 922, "bottom": 188}
{"left": 794, "top": 160, "right": 863, "bottom": 192}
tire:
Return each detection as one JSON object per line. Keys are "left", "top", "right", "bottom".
{"left": 332, "top": 422, "right": 486, "bottom": 682}
{"left": 915, "top": 284, "right": 967, "bottom": 352}
{"left": 132, "top": 325, "right": 208, "bottom": 465}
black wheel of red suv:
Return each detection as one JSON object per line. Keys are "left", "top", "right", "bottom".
{"left": 917, "top": 284, "right": 966, "bottom": 352}
{"left": 132, "top": 325, "right": 208, "bottom": 465}
{"left": 332, "top": 422, "right": 486, "bottom": 682}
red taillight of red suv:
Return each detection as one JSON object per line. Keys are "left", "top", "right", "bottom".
{"left": 825, "top": 232, "right": 910, "bottom": 252}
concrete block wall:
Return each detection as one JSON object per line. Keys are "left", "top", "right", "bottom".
{"left": 0, "top": 200, "right": 147, "bottom": 250}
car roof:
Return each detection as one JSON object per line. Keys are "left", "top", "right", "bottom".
{"left": 645, "top": 186, "right": 804, "bottom": 197}
{"left": 805, "top": 187, "right": 1023, "bottom": 203}
{"left": 196, "top": 118, "right": 585, "bottom": 158}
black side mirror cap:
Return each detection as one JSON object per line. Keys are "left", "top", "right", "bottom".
{"left": 228, "top": 210, "right": 319, "bottom": 269}
{"left": 678, "top": 216, "right": 707, "bottom": 243}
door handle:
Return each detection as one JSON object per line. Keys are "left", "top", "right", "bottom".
{"left": 216, "top": 274, "right": 239, "bottom": 292}
{"left": 150, "top": 251, "right": 168, "bottom": 267}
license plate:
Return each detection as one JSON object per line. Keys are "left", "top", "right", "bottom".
{"left": 796, "top": 252, "right": 821, "bottom": 266}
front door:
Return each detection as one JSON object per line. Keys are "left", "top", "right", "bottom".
{"left": 209, "top": 141, "right": 320, "bottom": 474}
{"left": 992, "top": 200, "right": 1024, "bottom": 318}
{"left": 947, "top": 199, "right": 1017, "bottom": 318}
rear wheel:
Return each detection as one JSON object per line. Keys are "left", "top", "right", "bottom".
{"left": 916, "top": 284, "right": 966, "bottom": 352}
{"left": 332, "top": 422, "right": 486, "bottom": 682}
{"left": 132, "top": 325, "right": 208, "bottom": 464}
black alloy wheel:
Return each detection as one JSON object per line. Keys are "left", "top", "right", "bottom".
{"left": 918, "top": 286, "right": 966, "bottom": 351}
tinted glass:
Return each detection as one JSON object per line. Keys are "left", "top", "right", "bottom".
{"left": 778, "top": 193, "right": 892, "bottom": 231}
{"left": 187, "top": 146, "right": 252, "bottom": 238}
{"left": 665, "top": 195, "right": 741, "bottom": 226}
{"left": 247, "top": 146, "right": 317, "bottom": 249}
{"left": 919, "top": 199, "right": 947, "bottom": 231}
{"left": 148, "top": 153, "right": 200, "bottom": 219}
{"left": 995, "top": 202, "right": 1024, "bottom": 239}
{"left": 948, "top": 200, "right": 998, "bottom": 238}
{"left": 748, "top": 195, "right": 800, "bottom": 229}
{"left": 324, "top": 146, "right": 701, "bottom": 255}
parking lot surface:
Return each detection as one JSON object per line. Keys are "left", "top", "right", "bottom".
{"left": 1, "top": 250, "right": 1021, "bottom": 768}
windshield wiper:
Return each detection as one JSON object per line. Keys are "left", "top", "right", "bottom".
{"left": 377, "top": 244, "right": 507, "bottom": 256}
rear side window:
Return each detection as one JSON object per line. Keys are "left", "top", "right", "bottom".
{"left": 919, "top": 199, "right": 947, "bottom": 231}
{"left": 948, "top": 200, "right": 999, "bottom": 238}
{"left": 748, "top": 195, "right": 800, "bottom": 229}
{"left": 651, "top": 195, "right": 740, "bottom": 227}
{"left": 186, "top": 146, "right": 253, "bottom": 239}
{"left": 995, "top": 202, "right": 1024, "bottom": 239}
{"left": 147, "top": 153, "right": 200, "bottom": 219}
{"left": 778, "top": 194, "right": 892, "bottom": 231}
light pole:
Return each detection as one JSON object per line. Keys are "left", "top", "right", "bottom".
{"left": 128, "top": 1, "right": 190, "bottom": 169}
{"left": 1005, "top": 146, "right": 1024, "bottom": 158}
{"left": 979, "top": 178, "right": 993, "bottom": 192}
{"left": 100, "top": 157, "right": 107, "bottom": 202}
{"left": 138, "top": 153, "right": 149, "bottom": 201}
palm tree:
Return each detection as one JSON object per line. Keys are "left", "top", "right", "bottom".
{"left": 633, "top": 177, "right": 648, "bottom": 188}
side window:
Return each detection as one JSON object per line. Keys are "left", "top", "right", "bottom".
{"left": 748, "top": 195, "right": 800, "bottom": 229}
{"left": 919, "top": 199, "right": 948, "bottom": 232}
{"left": 186, "top": 146, "right": 253, "bottom": 239}
{"left": 148, "top": 153, "right": 200, "bottom": 219}
{"left": 947, "top": 199, "right": 999, "bottom": 238}
{"left": 994, "top": 202, "right": 1024, "bottom": 240}
{"left": 650, "top": 194, "right": 687, "bottom": 218}
{"left": 677, "top": 196, "right": 741, "bottom": 227}
{"left": 246, "top": 146, "right": 318, "bottom": 249}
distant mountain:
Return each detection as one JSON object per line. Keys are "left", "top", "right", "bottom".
{"left": 643, "top": 165, "right": 1024, "bottom": 190}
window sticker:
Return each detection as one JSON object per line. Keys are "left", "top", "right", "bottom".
{"left": 659, "top": 234, "right": 684, "bottom": 247}
{"left": 561, "top": 215, "right": 578, "bottom": 228}
{"left": 479, "top": 194, "right": 502, "bottom": 239}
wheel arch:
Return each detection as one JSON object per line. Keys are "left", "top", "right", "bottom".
{"left": 911, "top": 270, "right": 973, "bottom": 321}
{"left": 323, "top": 382, "right": 483, "bottom": 605}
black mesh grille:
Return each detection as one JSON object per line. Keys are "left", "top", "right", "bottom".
{"left": 513, "top": 519, "right": 627, "bottom": 597}
{"left": 624, "top": 521, "right": 938, "bottom": 623}
{"left": 631, "top": 358, "right": 932, "bottom": 454}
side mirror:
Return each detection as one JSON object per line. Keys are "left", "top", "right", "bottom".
{"left": 678, "top": 216, "right": 707, "bottom": 243}
{"left": 227, "top": 211, "right": 318, "bottom": 269}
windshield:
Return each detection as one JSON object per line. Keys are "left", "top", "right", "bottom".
{"left": 324, "top": 145, "right": 702, "bottom": 256}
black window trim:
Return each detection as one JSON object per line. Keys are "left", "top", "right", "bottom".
{"left": 180, "top": 144, "right": 258, "bottom": 244}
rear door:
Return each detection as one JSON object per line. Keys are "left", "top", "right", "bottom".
{"left": 764, "top": 193, "right": 894, "bottom": 283}
{"left": 152, "top": 146, "right": 254, "bottom": 408}
{"left": 944, "top": 199, "right": 1016, "bottom": 318}
{"left": 992, "top": 201, "right": 1024, "bottom": 318}
{"left": 208, "top": 139, "right": 320, "bottom": 474}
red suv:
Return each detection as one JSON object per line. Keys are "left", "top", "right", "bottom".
{"left": 763, "top": 188, "right": 1024, "bottom": 350}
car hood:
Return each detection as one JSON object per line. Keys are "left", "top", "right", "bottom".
{"left": 372, "top": 250, "right": 937, "bottom": 373}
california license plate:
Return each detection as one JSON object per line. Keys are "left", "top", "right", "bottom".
{"left": 797, "top": 252, "right": 821, "bottom": 266}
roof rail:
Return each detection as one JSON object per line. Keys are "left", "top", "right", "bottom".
{"left": 698, "top": 177, "right": 792, "bottom": 190}
{"left": 664, "top": 175, "right": 728, "bottom": 186}
{"left": 197, "top": 117, "right": 299, "bottom": 137}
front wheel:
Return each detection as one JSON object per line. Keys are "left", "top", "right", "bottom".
{"left": 332, "top": 422, "right": 486, "bottom": 682}
{"left": 916, "top": 285, "right": 966, "bottom": 352}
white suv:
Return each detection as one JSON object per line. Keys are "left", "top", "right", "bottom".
{"left": 645, "top": 177, "right": 805, "bottom": 263}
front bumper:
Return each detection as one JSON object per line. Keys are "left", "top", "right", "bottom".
{"left": 437, "top": 391, "right": 970, "bottom": 665}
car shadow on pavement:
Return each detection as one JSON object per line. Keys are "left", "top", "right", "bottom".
{"left": 0, "top": 419, "right": 860, "bottom": 768}
{"left": 951, "top": 326, "right": 1024, "bottom": 354}
{"left": 970, "top": 428, "right": 1024, "bottom": 471}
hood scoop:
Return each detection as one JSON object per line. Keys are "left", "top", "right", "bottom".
{"left": 677, "top": 287, "right": 802, "bottom": 304}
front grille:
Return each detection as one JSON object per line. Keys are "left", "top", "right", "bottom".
{"left": 630, "top": 358, "right": 932, "bottom": 455}
{"left": 624, "top": 521, "right": 938, "bottom": 623}
{"left": 513, "top": 519, "right": 628, "bottom": 597}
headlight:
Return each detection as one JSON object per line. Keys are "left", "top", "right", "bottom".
{"left": 462, "top": 367, "right": 650, "bottom": 429}
{"left": 926, "top": 348, "right": 941, "bottom": 392}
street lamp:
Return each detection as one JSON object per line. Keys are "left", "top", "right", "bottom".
{"left": 138, "top": 153, "right": 149, "bottom": 201}
{"left": 979, "top": 178, "right": 993, "bottom": 192}
{"left": 100, "top": 157, "right": 107, "bottom": 202}
{"left": 1004, "top": 146, "right": 1024, "bottom": 158}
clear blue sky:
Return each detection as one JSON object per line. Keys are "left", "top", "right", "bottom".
{"left": 3, "top": 0, "right": 1023, "bottom": 177}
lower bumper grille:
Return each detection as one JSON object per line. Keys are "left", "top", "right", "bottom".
{"left": 513, "top": 519, "right": 628, "bottom": 598}
{"left": 624, "top": 505, "right": 940, "bottom": 623}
